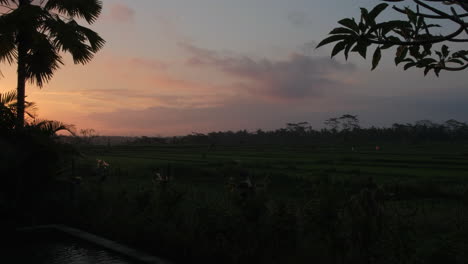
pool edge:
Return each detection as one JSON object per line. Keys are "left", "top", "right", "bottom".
{"left": 17, "top": 224, "right": 172, "bottom": 264}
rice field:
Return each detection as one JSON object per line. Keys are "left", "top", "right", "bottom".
{"left": 78, "top": 142, "right": 468, "bottom": 199}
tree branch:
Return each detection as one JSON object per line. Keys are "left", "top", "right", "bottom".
{"left": 439, "top": 62, "right": 468, "bottom": 71}
{"left": 370, "top": 24, "right": 466, "bottom": 45}
{"left": 393, "top": 6, "right": 468, "bottom": 19}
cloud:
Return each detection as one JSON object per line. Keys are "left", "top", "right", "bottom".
{"left": 87, "top": 96, "right": 328, "bottom": 136}
{"left": 90, "top": 87, "right": 468, "bottom": 136}
{"left": 64, "top": 88, "right": 468, "bottom": 136}
{"left": 61, "top": 72, "right": 468, "bottom": 136}
{"left": 108, "top": 3, "right": 135, "bottom": 23}
{"left": 100, "top": 54, "right": 169, "bottom": 74}
{"left": 128, "top": 57, "right": 168, "bottom": 70}
{"left": 181, "top": 43, "right": 355, "bottom": 100}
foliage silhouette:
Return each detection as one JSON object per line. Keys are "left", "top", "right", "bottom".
{"left": 137, "top": 116, "right": 468, "bottom": 146}
{"left": 0, "top": 0, "right": 104, "bottom": 127}
{"left": 0, "top": 90, "right": 76, "bottom": 223}
{"left": 318, "top": 0, "right": 468, "bottom": 76}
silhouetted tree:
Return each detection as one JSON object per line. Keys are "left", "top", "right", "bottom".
{"left": 339, "top": 114, "right": 360, "bottom": 131}
{"left": 444, "top": 119, "right": 467, "bottom": 131}
{"left": 0, "top": 0, "right": 105, "bottom": 128}
{"left": 324, "top": 118, "right": 340, "bottom": 133}
{"left": 286, "top": 122, "right": 311, "bottom": 135}
{"left": 317, "top": 1, "right": 468, "bottom": 76}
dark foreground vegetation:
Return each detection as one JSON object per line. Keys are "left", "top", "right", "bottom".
{"left": 2, "top": 115, "right": 468, "bottom": 264}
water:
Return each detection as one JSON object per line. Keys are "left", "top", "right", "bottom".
{"left": 3, "top": 230, "right": 139, "bottom": 264}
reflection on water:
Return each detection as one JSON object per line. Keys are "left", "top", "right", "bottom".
{"left": 4, "top": 231, "right": 137, "bottom": 264}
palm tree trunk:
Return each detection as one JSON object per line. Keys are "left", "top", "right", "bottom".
{"left": 15, "top": 41, "right": 26, "bottom": 210}
{"left": 16, "top": 41, "right": 26, "bottom": 129}
{"left": 16, "top": 0, "right": 29, "bottom": 129}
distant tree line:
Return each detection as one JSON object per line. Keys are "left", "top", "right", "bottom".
{"left": 126, "top": 115, "right": 468, "bottom": 146}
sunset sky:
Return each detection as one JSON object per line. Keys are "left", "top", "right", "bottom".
{"left": 1, "top": 0, "right": 468, "bottom": 136}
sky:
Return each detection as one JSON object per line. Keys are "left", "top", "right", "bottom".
{"left": 1, "top": 0, "right": 468, "bottom": 136}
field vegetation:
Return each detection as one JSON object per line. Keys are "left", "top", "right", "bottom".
{"left": 24, "top": 118, "right": 468, "bottom": 264}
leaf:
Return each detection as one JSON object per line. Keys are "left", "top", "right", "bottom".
{"left": 372, "top": 47, "right": 382, "bottom": 70}
{"left": 380, "top": 20, "right": 412, "bottom": 35}
{"left": 380, "top": 42, "right": 393, "bottom": 50}
{"left": 45, "top": 0, "right": 103, "bottom": 24}
{"left": 423, "top": 44, "right": 432, "bottom": 55}
{"left": 331, "top": 41, "right": 347, "bottom": 58}
{"left": 316, "top": 34, "right": 349, "bottom": 48}
{"left": 442, "top": 45, "right": 449, "bottom": 57}
{"left": 404, "top": 62, "right": 416, "bottom": 70}
{"left": 359, "top": 21, "right": 367, "bottom": 33}
{"left": 76, "top": 24, "right": 105, "bottom": 52}
{"left": 360, "top": 8, "right": 369, "bottom": 25}
{"left": 384, "top": 20, "right": 412, "bottom": 29}
{"left": 424, "top": 66, "right": 432, "bottom": 76}
{"left": 344, "top": 40, "right": 356, "bottom": 60}
{"left": 368, "top": 3, "right": 388, "bottom": 21}
{"left": 418, "top": 58, "right": 437, "bottom": 65}
{"left": 24, "top": 31, "right": 63, "bottom": 87}
{"left": 405, "top": 8, "right": 417, "bottom": 24}
{"left": 395, "top": 46, "right": 408, "bottom": 65}
{"left": 417, "top": 13, "right": 425, "bottom": 28}
{"left": 409, "top": 46, "right": 421, "bottom": 58}
{"left": 386, "top": 36, "right": 401, "bottom": 43}
{"left": 329, "top": 27, "right": 356, "bottom": 35}
{"left": 352, "top": 41, "right": 368, "bottom": 58}
{"left": 338, "top": 18, "right": 359, "bottom": 32}
{"left": 448, "top": 58, "right": 464, "bottom": 65}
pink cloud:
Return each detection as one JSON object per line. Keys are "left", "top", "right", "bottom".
{"left": 102, "top": 54, "right": 168, "bottom": 72}
{"left": 180, "top": 43, "right": 355, "bottom": 101}
{"left": 109, "top": 3, "right": 135, "bottom": 23}
{"left": 129, "top": 57, "right": 168, "bottom": 70}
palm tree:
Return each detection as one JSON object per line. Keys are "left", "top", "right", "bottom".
{"left": 0, "top": 0, "right": 105, "bottom": 128}
{"left": 0, "top": 89, "right": 74, "bottom": 134}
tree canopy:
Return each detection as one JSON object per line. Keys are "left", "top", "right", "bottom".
{"left": 317, "top": 0, "right": 468, "bottom": 76}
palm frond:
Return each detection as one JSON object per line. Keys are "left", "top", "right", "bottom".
{"left": 0, "top": 14, "right": 18, "bottom": 64}
{"left": 76, "top": 24, "right": 105, "bottom": 52}
{"left": 0, "top": 90, "right": 38, "bottom": 119}
{"left": 24, "top": 31, "right": 63, "bottom": 87}
{"left": 0, "top": 88, "right": 18, "bottom": 131}
{"left": 44, "top": 0, "right": 102, "bottom": 24}
{"left": 47, "top": 18, "right": 98, "bottom": 64}
{"left": 0, "top": 90, "right": 17, "bottom": 106}
{"left": 0, "top": 0, "right": 16, "bottom": 6}
{"left": 0, "top": 33, "right": 16, "bottom": 64}
{"left": 10, "top": 3, "right": 50, "bottom": 32}
{"left": 24, "top": 100, "right": 37, "bottom": 119}
{"left": 0, "top": 104, "right": 15, "bottom": 131}
{"left": 31, "top": 119, "right": 76, "bottom": 136}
